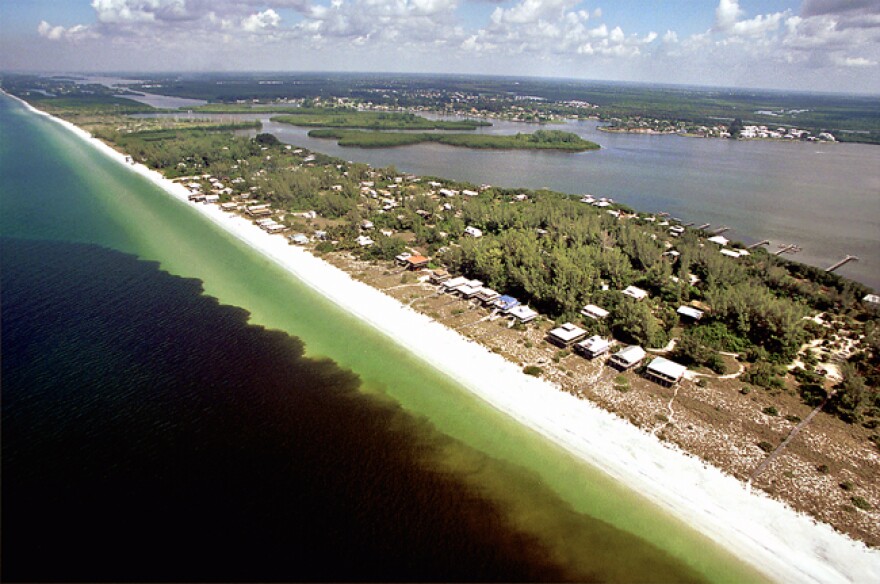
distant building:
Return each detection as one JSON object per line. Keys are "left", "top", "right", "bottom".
{"left": 464, "top": 226, "right": 483, "bottom": 238}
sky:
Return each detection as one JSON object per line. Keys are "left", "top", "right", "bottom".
{"left": 1, "top": 0, "right": 879, "bottom": 93}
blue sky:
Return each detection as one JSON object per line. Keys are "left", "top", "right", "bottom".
{"left": 2, "top": 1, "right": 879, "bottom": 93}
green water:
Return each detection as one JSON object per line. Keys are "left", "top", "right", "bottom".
{"left": 0, "top": 95, "right": 766, "bottom": 582}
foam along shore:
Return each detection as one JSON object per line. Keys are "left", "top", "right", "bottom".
{"left": 7, "top": 90, "right": 879, "bottom": 584}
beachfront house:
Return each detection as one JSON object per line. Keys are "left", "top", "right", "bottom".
{"left": 288, "top": 234, "right": 309, "bottom": 245}
{"left": 429, "top": 269, "right": 450, "bottom": 284}
{"left": 707, "top": 235, "right": 730, "bottom": 246}
{"left": 475, "top": 288, "right": 501, "bottom": 305}
{"left": 494, "top": 295, "right": 520, "bottom": 312}
{"left": 575, "top": 335, "right": 611, "bottom": 359}
{"left": 622, "top": 286, "right": 649, "bottom": 301}
{"left": 609, "top": 345, "right": 646, "bottom": 371}
{"left": 457, "top": 283, "right": 484, "bottom": 299}
{"left": 404, "top": 255, "right": 430, "bottom": 271}
{"left": 356, "top": 235, "right": 374, "bottom": 247}
{"left": 677, "top": 306, "right": 705, "bottom": 322}
{"left": 580, "top": 304, "right": 609, "bottom": 320}
{"left": 645, "top": 357, "right": 687, "bottom": 387}
{"left": 547, "top": 323, "right": 588, "bottom": 347}
{"left": 508, "top": 305, "right": 538, "bottom": 323}
{"left": 464, "top": 226, "right": 483, "bottom": 238}
{"left": 441, "top": 276, "right": 469, "bottom": 292}
{"left": 246, "top": 204, "right": 272, "bottom": 216}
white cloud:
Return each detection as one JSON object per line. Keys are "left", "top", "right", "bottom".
{"left": 714, "top": 0, "right": 743, "bottom": 32}
{"left": 21, "top": 0, "right": 880, "bottom": 92}
{"left": 242, "top": 9, "right": 282, "bottom": 33}
{"left": 730, "top": 12, "right": 784, "bottom": 37}
{"left": 834, "top": 55, "right": 877, "bottom": 67}
{"left": 38, "top": 20, "right": 98, "bottom": 42}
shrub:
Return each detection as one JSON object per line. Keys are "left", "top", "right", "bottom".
{"left": 757, "top": 441, "right": 774, "bottom": 453}
{"left": 816, "top": 464, "right": 829, "bottom": 474}
{"left": 840, "top": 480, "right": 855, "bottom": 491}
{"left": 523, "top": 365, "right": 543, "bottom": 377}
{"left": 851, "top": 496, "right": 872, "bottom": 511}
{"left": 763, "top": 406, "right": 779, "bottom": 416}
{"left": 743, "top": 362, "right": 785, "bottom": 390}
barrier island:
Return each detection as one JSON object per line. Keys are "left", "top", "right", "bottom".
{"left": 307, "top": 128, "right": 600, "bottom": 151}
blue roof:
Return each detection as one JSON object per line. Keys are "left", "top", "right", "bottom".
{"left": 497, "top": 295, "right": 519, "bottom": 309}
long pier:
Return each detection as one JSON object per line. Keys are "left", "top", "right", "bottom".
{"left": 774, "top": 244, "right": 801, "bottom": 256}
{"left": 826, "top": 255, "right": 859, "bottom": 272}
{"left": 696, "top": 223, "right": 711, "bottom": 230}
{"left": 747, "top": 240, "right": 770, "bottom": 250}
{"left": 711, "top": 226, "right": 730, "bottom": 235}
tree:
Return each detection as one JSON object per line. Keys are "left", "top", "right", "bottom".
{"left": 728, "top": 118, "right": 743, "bottom": 139}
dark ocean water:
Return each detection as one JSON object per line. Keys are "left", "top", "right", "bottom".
{"left": 1, "top": 237, "right": 578, "bottom": 582}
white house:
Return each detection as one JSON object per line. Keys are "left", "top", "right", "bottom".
{"left": 547, "top": 323, "right": 588, "bottom": 347}
{"left": 580, "top": 304, "right": 609, "bottom": 320}
{"left": 508, "top": 305, "right": 538, "bottom": 323}
{"left": 464, "top": 226, "right": 483, "bottom": 238}
{"left": 609, "top": 345, "right": 646, "bottom": 370}
{"left": 575, "top": 335, "right": 611, "bottom": 359}
{"left": 646, "top": 357, "right": 688, "bottom": 386}
{"left": 622, "top": 286, "right": 648, "bottom": 301}
{"left": 676, "top": 306, "right": 704, "bottom": 321}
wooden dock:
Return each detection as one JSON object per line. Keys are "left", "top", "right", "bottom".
{"left": 774, "top": 244, "right": 801, "bottom": 256}
{"left": 696, "top": 223, "right": 711, "bottom": 230}
{"left": 826, "top": 255, "right": 859, "bottom": 272}
{"left": 711, "top": 226, "right": 730, "bottom": 235}
{"left": 747, "top": 240, "right": 770, "bottom": 250}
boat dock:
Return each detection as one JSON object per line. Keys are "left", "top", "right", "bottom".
{"left": 774, "top": 244, "right": 801, "bottom": 256}
{"left": 826, "top": 255, "right": 859, "bottom": 272}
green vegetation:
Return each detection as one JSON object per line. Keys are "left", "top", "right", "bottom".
{"left": 851, "top": 496, "right": 873, "bottom": 511}
{"left": 101, "top": 72, "right": 880, "bottom": 144}
{"left": 15, "top": 78, "right": 876, "bottom": 431}
{"left": 308, "top": 128, "right": 600, "bottom": 151}
{"left": 523, "top": 365, "right": 543, "bottom": 377}
{"left": 272, "top": 110, "right": 489, "bottom": 131}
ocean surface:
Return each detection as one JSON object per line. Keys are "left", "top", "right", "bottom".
{"left": 0, "top": 94, "right": 763, "bottom": 582}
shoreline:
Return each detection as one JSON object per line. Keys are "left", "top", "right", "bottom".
{"left": 5, "top": 91, "right": 879, "bottom": 583}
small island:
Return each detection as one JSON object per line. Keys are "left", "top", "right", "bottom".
{"left": 307, "top": 128, "right": 601, "bottom": 151}
{"left": 270, "top": 109, "right": 490, "bottom": 131}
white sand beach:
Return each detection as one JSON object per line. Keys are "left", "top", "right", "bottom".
{"left": 9, "top": 91, "right": 880, "bottom": 583}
